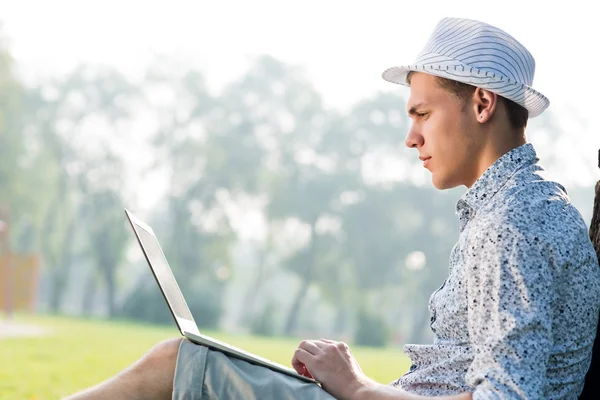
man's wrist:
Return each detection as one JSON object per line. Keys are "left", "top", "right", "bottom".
{"left": 351, "top": 380, "right": 383, "bottom": 400}
{"left": 351, "top": 381, "right": 424, "bottom": 400}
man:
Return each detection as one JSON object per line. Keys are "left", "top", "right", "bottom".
{"left": 66, "top": 17, "right": 600, "bottom": 399}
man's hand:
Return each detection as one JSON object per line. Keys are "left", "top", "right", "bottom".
{"left": 291, "top": 339, "right": 375, "bottom": 400}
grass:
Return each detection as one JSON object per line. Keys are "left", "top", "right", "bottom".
{"left": 0, "top": 314, "right": 410, "bottom": 399}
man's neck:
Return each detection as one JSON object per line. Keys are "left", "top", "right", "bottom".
{"left": 467, "top": 129, "right": 527, "bottom": 188}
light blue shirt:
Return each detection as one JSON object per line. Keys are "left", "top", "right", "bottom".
{"left": 393, "top": 143, "right": 600, "bottom": 399}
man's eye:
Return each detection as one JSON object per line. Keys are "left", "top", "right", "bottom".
{"left": 418, "top": 112, "right": 427, "bottom": 117}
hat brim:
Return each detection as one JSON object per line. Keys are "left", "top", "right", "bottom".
{"left": 382, "top": 65, "right": 549, "bottom": 118}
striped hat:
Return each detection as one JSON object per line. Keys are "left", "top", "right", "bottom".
{"left": 382, "top": 18, "right": 549, "bottom": 117}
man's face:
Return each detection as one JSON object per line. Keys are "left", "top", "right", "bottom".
{"left": 405, "top": 73, "right": 482, "bottom": 189}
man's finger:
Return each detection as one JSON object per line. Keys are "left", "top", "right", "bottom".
{"left": 298, "top": 340, "right": 324, "bottom": 355}
{"left": 291, "top": 361, "right": 313, "bottom": 378}
{"left": 301, "top": 365, "right": 314, "bottom": 379}
{"left": 316, "top": 339, "right": 336, "bottom": 347}
{"left": 291, "top": 355, "right": 305, "bottom": 374}
{"left": 293, "top": 348, "right": 314, "bottom": 374}
{"left": 292, "top": 347, "right": 313, "bottom": 368}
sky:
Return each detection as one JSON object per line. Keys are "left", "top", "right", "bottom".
{"left": 2, "top": 0, "right": 599, "bottom": 193}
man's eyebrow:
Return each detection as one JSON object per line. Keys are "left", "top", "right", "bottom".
{"left": 407, "top": 103, "right": 426, "bottom": 116}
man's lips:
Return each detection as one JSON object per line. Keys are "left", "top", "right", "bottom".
{"left": 419, "top": 156, "right": 431, "bottom": 168}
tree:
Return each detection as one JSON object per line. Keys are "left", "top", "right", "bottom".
{"left": 0, "top": 30, "right": 41, "bottom": 242}
{"left": 312, "top": 92, "right": 461, "bottom": 343}
{"left": 0, "top": 30, "right": 24, "bottom": 208}
{"left": 24, "top": 65, "right": 137, "bottom": 314}
{"left": 83, "top": 152, "right": 129, "bottom": 317}
{"left": 144, "top": 62, "right": 238, "bottom": 327}
{"left": 227, "top": 56, "right": 353, "bottom": 335}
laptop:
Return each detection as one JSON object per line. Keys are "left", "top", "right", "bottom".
{"left": 124, "top": 209, "right": 317, "bottom": 384}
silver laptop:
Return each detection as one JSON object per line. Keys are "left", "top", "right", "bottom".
{"left": 124, "top": 209, "right": 317, "bottom": 384}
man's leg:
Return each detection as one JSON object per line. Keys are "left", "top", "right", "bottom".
{"left": 64, "top": 337, "right": 182, "bottom": 400}
{"left": 66, "top": 337, "right": 334, "bottom": 400}
{"left": 176, "top": 340, "right": 335, "bottom": 400}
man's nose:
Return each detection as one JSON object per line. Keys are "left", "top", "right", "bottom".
{"left": 405, "top": 125, "right": 424, "bottom": 149}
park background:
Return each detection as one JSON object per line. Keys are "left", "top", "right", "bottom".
{"left": 1, "top": 1, "right": 599, "bottom": 399}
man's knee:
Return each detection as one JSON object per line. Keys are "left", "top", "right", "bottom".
{"left": 127, "top": 338, "right": 183, "bottom": 383}
{"left": 64, "top": 338, "right": 184, "bottom": 400}
{"left": 140, "top": 337, "right": 183, "bottom": 369}
{"left": 119, "top": 337, "right": 183, "bottom": 399}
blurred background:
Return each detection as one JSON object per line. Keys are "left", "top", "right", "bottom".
{"left": 1, "top": 1, "right": 599, "bottom": 398}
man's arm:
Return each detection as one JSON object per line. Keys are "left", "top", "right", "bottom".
{"left": 292, "top": 339, "right": 473, "bottom": 400}
{"left": 354, "top": 384, "right": 472, "bottom": 400}
{"left": 293, "top": 224, "right": 553, "bottom": 398}
{"left": 463, "top": 219, "right": 553, "bottom": 398}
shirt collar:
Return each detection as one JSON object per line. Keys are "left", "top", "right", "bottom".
{"left": 457, "top": 143, "right": 538, "bottom": 215}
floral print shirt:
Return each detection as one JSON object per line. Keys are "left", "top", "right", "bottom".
{"left": 392, "top": 143, "right": 600, "bottom": 399}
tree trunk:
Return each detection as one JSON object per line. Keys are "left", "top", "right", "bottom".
{"left": 41, "top": 178, "right": 77, "bottom": 314}
{"left": 45, "top": 237, "right": 75, "bottom": 314}
{"left": 332, "top": 271, "right": 351, "bottom": 336}
{"left": 579, "top": 172, "right": 600, "bottom": 399}
{"left": 81, "top": 273, "right": 97, "bottom": 315}
{"left": 283, "top": 219, "right": 318, "bottom": 336}
{"left": 48, "top": 271, "right": 68, "bottom": 313}
{"left": 407, "top": 304, "right": 431, "bottom": 344}
{"left": 238, "top": 245, "right": 269, "bottom": 327}
{"left": 589, "top": 180, "right": 600, "bottom": 259}
{"left": 284, "top": 279, "right": 310, "bottom": 336}
{"left": 333, "top": 305, "right": 348, "bottom": 336}
{"left": 104, "top": 265, "right": 116, "bottom": 318}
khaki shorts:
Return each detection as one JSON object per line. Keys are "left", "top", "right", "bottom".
{"left": 173, "top": 339, "right": 336, "bottom": 399}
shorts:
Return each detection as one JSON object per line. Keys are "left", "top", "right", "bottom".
{"left": 173, "top": 339, "right": 336, "bottom": 399}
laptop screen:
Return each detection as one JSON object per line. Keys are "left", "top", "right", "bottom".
{"left": 132, "top": 222, "right": 194, "bottom": 322}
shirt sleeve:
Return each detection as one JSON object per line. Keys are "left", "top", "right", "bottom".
{"left": 464, "top": 222, "right": 553, "bottom": 399}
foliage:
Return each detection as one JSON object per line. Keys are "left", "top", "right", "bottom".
{"left": 19, "top": 66, "right": 136, "bottom": 315}
{"left": 120, "top": 280, "right": 173, "bottom": 325}
{"left": 249, "top": 301, "right": 279, "bottom": 337}
{"left": 120, "top": 276, "right": 222, "bottom": 329}
{"left": 354, "top": 309, "right": 391, "bottom": 348}
{"left": 0, "top": 34, "right": 24, "bottom": 206}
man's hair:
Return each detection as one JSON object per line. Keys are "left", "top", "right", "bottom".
{"left": 407, "top": 72, "right": 529, "bottom": 129}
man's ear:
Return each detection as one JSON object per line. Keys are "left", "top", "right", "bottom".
{"left": 472, "top": 88, "right": 498, "bottom": 123}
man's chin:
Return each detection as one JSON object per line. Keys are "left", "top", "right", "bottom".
{"left": 431, "top": 175, "right": 461, "bottom": 190}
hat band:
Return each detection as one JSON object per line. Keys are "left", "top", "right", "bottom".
{"left": 411, "top": 52, "right": 524, "bottom": 87}
{"left": 407, "top": 53, "right": 548, "bottom": 110}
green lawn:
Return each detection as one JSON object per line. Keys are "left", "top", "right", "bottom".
{"left": 0, "top": 315, "right": 410, "bottom": 400}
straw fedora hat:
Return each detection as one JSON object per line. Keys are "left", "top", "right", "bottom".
{"left": 382, "top": 17, "right": 549, "bottom": 117}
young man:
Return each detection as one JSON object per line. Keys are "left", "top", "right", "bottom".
{"left": 66, "top": 17, "right": 600, "bottom": 400}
